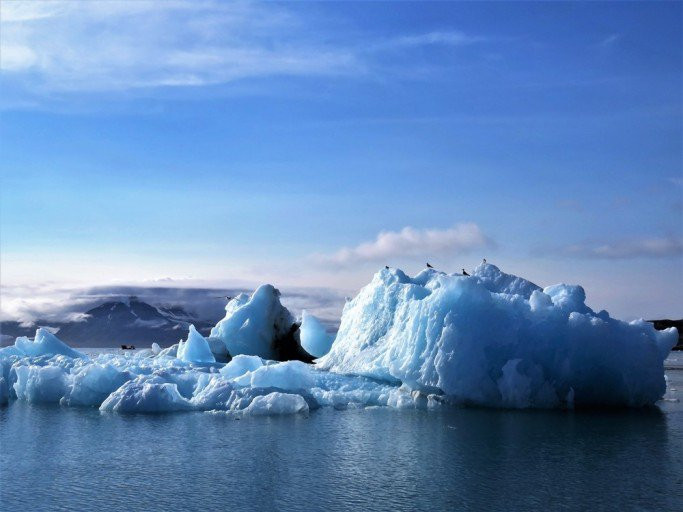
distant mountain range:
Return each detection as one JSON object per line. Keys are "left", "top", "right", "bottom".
{"left": 0, "top": 297, "right": 221, "bottom": 348}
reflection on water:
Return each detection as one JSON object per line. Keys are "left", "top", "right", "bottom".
{"left": 2, "top": 392, "right": 682, "bottom": 511}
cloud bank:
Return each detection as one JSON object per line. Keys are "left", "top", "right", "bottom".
{"left": 560, "top": 236, "right": 683, "bottom": 259}
{"left": 0, "top": 282, "right": 346, "bottom": 330}
{"left": 312, "top": 223, "right": 494, "bottom": 267}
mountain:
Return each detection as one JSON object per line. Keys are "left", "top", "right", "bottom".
{"left": 1, "top": 297, "right": 220, "bottom": 348}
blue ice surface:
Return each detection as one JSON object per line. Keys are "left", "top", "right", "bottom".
{"left": 300, "top": 310, "right": 334, "bottom": 358}
{"left": 318, "top": 263, "right": 677, "bottom": 408}
{"left": 0, "top": 263, "right": 677, "bottom": 412}
{"left": 177, "top": 324, "right": 215, "bottom": 363}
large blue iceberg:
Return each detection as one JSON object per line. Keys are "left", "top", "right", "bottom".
{"left": 318, "top": 263, "right": 676, "bottom": 407}
{"left": 0, "top": 263, "right": 677, "bottom": 413}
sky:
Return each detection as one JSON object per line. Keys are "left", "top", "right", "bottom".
{"left": 0, "top": 0, "right": 681, "bottom": 323}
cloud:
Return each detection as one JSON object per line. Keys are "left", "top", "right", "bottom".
{"left": 669, "top": 176, "right": 683, "bottom": 187}
{"left": 0, "top": 2, "right": 490, "bottom": 98}
{"left": 311, "top": 223, "right": 494, "bottom": 267}
{"left": 598, "top": 34, "right": 621, "bottom": 48}
{"left": 560, "top": 236, "right": 683, "bottom": 259}
{"left": 373, "top": 30, "right": 486, "bottom": 51}
{"left": 0, "top": 1, "right": 360, "bottom": 92}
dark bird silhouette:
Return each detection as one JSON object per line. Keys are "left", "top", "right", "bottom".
{"left": 426, "top": 262, "right": 434, "bottom": 269}
{"left": 462, "top": 269, "right": 470, "bottom": 276}
{"left": 482, "top": 258, "right": 487, "bottom": 264}
{"left": 385, "top": 265, "right": 389, "bottom": 269}
{"left": 214, "top": 296, "right": 233, "bottom": 300}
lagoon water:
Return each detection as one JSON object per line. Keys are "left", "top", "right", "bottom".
{"left": 1, "top": 355, "right": 682, "bottom": 511}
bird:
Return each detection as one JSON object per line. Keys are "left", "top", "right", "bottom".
{"left": 214, "top": 295, "right": 233, "bottom": 300}
{"left": 426, "top": 262, "right": 434, "bottom": 269}
{"left": 462, "top": 269, "right": 470, "bottom": 276}
{"left": 385, "top": 265, "right": 389, "bottom": 269}
{"left": 482, "top": 258, "right": 487, "bottom": 264}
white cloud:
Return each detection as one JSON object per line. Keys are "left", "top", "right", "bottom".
{"left": 312, "top": 223, "right": 494, "bottom": 267}
{"left": 385, "top": 31, "right": 486, "bottom": 49}
{"left": 0, "top": 1, "right": 360, "bottom": 92}
{"left": 598, "top": 34, "right": 621, "bottom": 48}
{"left": 561, "top": 236, "right": 683, "bottom": 259}
{"left": 0, "top": 2, "right": 490, "bottom": 96}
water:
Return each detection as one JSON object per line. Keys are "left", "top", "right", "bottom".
{"left": 1, "top": 361, "right": 682, "bottom": 511}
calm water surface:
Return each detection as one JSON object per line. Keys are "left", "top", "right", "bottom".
{"left": 1, "top": 358, "right": 682, "bottom": 512}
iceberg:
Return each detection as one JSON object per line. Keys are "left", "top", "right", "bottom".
{"left": 231, "top": 360, "right": 316, "bottom": 390}
{"left": 1, "top": 328, "right": 87, "bottom": 359}
{"left": 244, "top": 392, "right": 309, "bottom": 416}
{"left": 99, "top": 375, "right": 193, "bottom": 413}
{"left": 219, "top": 354, "right": 264, "bottom": 380}
{"left": 210, "top": 285, "right": 312, "bottom": 362}
{"left": 317, "top": 263, "right": 677, "bottom": 408}
{"left": 177, "top": 325, "right": 216, "bottom": 364}
{"left": 0, "top": 263, "right": 676, "bottom": 413}
{"left": 61, "top": 363, "right": 132, "bottom": 407}
{"left": 300, "top": 310, "right": 334, "bottom": 358}
{"left": 13, "top": 365, "right": 69, "bottom": 403}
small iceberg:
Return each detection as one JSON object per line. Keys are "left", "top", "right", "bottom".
{"left": 177, "top": 325, "right": 215, "bottom": 364}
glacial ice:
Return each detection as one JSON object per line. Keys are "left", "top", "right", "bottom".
{"left": 0, "top": 263, "right": 677, "bottom": 413}
{"left": 177, "top": 325, "right": 216, "bottom": 363}
{"left": 219, "top": 354, "right": 264, "bottom": 380}
{"left": 317, "top": 263, "right": 677, "bottom": 408}
{"left": 244, "top": 392, "right": 309, "bottom": 415}
{"left": 300, "top": 310, "right": 334, "bottom": 358}
{"left": 210, "top": 286, "right": 297, "bottom": 360}
{"left": 14, "top": 364, "right": 69, "bottom": 403}
{"left": 99, "top": 375, "right": 193, "bottom": 413}
{"left": 1, "top": 328, "right": 87, "bottom": 359}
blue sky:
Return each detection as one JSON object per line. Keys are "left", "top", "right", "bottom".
{"left": 1, "top": 1, "right": 681, "bottom": 321}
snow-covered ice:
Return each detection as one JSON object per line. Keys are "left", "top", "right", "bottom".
{"left": 0, "top": 263, "right": 677, "bottom": 413}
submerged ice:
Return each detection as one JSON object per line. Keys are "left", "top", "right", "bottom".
{"left": 0, "top": 263, "right": 677, "bottom": 413}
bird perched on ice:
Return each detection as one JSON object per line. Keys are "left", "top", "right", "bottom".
{"left": 385, "top": 265, "right": 389, "bottom": 269}
{"left": 462, "top": 269, "right": 470, "bottom": 276}
{"left": 426, "top": 262, "right": 434, "bottom": 269}
{"left": 482, "top": 258, "right": 487, "bottom": 264}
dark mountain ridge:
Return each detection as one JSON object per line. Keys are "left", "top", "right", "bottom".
{"left": 1, "top": 297, "right": 220, "bottom": 348}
